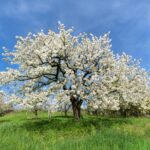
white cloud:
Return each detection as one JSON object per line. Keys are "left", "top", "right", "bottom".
{"left": 0, "top": 0, "right": 52, "bottom": 17}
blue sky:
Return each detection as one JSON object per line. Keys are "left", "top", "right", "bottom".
{"left": 0, "top": 0, "right": 150, "bottom": 70}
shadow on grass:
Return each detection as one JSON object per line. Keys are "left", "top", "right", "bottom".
{"left": 20, "top": 116, "right": 132, "bottom": 133}
{"left": 0, "top": 120, "right": 11, "bottom": 124}
{"left": 53, "top": 115, "right": 74, "bottom": 119}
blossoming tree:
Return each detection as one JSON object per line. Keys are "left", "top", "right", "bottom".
{"left": 0, "top": 23, "right": 114, "bottom": 120}
{"left": 0, "top": 23, "right": 150, "bottom": 119}
{"left": 88, "top": 53, "right": 150, "bottom": 116}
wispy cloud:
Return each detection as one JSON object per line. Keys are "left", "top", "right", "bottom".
{"left": 0, "top": 0, "right": 52, "bottom": 17}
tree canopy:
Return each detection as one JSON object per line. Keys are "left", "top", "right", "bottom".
{"left": 0, "top": 23, "right": 150, "bottom": 119}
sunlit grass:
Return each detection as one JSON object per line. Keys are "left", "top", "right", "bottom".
{"left": 0, "top": 111, "right": 150, "bottom": 150}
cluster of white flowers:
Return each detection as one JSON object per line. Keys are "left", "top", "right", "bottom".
{"left": 0, "top": 23, "right": 150, "bottom": 118}
{"left": 88, "top": 53, "right": 150, "bottom": 115}
{"left": 7, "top": 91, "right": 48, "bottom": 111}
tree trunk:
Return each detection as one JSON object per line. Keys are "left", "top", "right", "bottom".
{"left": 64, "top": 110, "right": 67, "bottom": 117}
{"left": 119, "top": 107, "right": 127, "bottom": 117}
{"left": 48, "top": 110, "right": 51, "bottom": 119}
{"left": 34, "top": 109, "right": 38, "bottom": 118}
{"left": 70, "top": 96, "right": 82, "bottom": 120}
{"left": 92, "top": 110, "right": 98, "bottom": 116}
{"left": 64, "top": 105, "right": 67, "bottom": 116}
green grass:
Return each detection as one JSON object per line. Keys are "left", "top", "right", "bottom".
{"left": 0, "top": 111, "right": 150, "bottom": 150}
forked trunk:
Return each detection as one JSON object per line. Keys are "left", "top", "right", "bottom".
{"left": 70, "top": 96, "right": 82, "bottom": 120}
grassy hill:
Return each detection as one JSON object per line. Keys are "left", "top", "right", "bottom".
{"left": 0, "top": 111, "right": 150, "bottom": 150}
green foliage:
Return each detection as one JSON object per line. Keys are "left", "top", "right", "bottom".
{"left": 0, "top": 111, "right": 150, "bottom": 150}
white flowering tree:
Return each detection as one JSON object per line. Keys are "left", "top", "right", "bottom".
{"left": 88, "top": 53, "right": 150, "bottom": 116}
{"left": 0, "top": 23, "right": 150, "bottom": 119}
{"left": 57, "top": 91, "right": 72, "bottom": 116}
{"left": 117, "top": 54, "right": 150, "bottom": 116}
{"left": 0, "top": 23, "right": 115, "bottom": 120}
{"left": 7, "top": 90, "right": 48, "bottom": 118}
{"left": 0, "top": 91, "right": 13, "bottom": 116}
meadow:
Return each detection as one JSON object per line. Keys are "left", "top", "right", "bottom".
{"left": 0, "top": 111, "right": 150, "bottom": 150}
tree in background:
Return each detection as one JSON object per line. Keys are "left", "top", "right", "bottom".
{"left": 0, "top": 91, "right": 13, "bottom": 116}
{"left": 57, "top": 91, "right": 72, "bottom": 116}
{"left": 8, "top": 91, "right": 48, "bottom": 118}
{"left": 88, "top": 53, "right": 150, "bottom": 117}
{"left": 0, "top": 91, "right": 5, "bottom": 116}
